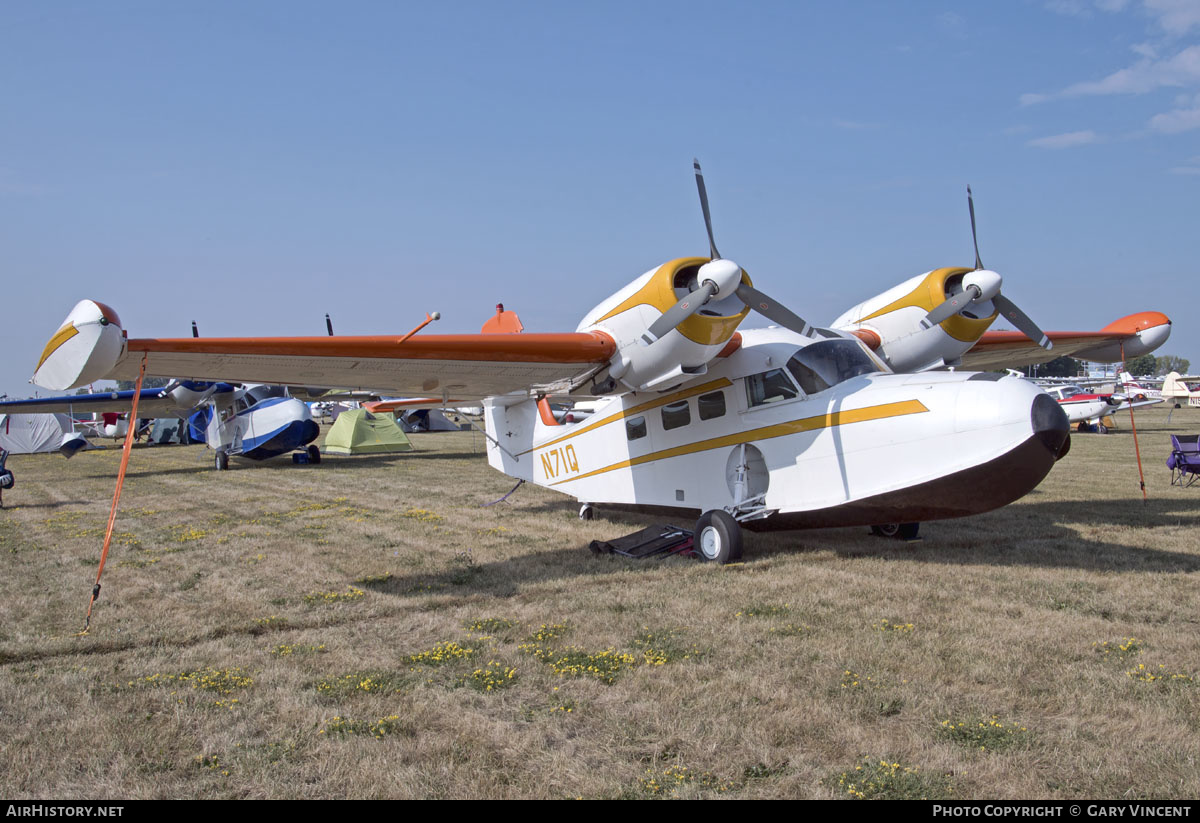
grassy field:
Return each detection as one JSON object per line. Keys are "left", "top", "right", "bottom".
{"left": 1, "top": 408, "right": 1198, "bottom": 799}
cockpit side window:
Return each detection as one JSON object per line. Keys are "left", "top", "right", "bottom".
{"left": 787, "top": 360, "right": 830, "bottom": 395}
{"left": 785, "top": 339, "right": 881, "bottom": 395}
{"left": 745, "top": 368, "right": 799, "bottom": 407}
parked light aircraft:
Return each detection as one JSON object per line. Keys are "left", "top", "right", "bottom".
{"left": 1116, "top": 372, "right": 1161, "bottom": 402}
{"left": 185, "top": 384, "right": 321, "bottom": 469}
{"left": 1056, "top": 371, "right": 1161, "bottom": 403}
{"left": 0, "top": 379, "right": 321, "bottom": 469}
{"left": 30, "top": 164, "right": 1172, "bottom": 560}
{"left": 1161, "top": 372, "right": 1200, "bottom": 408}
{"left": 1036, "top": 383, "right": 1161, "bottom": 433}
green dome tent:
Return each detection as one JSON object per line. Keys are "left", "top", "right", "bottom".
{"left": 322, "top": 409, "right": 414, "bottom": 454}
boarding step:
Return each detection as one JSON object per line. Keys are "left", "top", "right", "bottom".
{"left": 588, "top": 524, "right": 696, "bottom": 560}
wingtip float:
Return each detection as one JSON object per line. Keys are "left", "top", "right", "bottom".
{"left": 33, "top": 299, "right": 126, "bottom": 392}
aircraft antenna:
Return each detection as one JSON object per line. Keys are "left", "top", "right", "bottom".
{"left": 397, "top": 311, "right": 441, "bottom": 344}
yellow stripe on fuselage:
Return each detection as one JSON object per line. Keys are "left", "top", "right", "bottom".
{"left": 548, "top": 399, "right": 929, "bottom": 487}
{"left": 522, "top": 377, "right": 733, "bottom": 455}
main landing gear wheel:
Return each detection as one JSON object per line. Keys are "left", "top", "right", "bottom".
{"left": 307, "top": 445, "right": 322, "bottom": 464}
{"left": 215, "top": 451, "right": 229, "bottom": 471}
{"left": 694, "top": 510, "right": 743, "bottom": 564}
{"left": 870, "top": 523, "right": 920, "bottom": 541}
{"left": 579, "top": 504, "right": 594, "bottom": 521}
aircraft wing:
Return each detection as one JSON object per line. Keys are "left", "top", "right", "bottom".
{"left": 36, "top": 313, "right": 618, "bottom": 400}
{"left": 1119, "top": 397, "right": 1164, "bottom": 411}
{"left": 959, "top": 312, "right": 1172, "bottom": 371}
{"left": 287, "top": 387, "right": 384, "bottom": 401}
{"left": 0, "top": 388, "right": 185, "bottom": 418}
{"left": 361, "top": 397, "right": 463, "bottom": 413}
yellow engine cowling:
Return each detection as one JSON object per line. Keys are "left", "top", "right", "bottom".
{"left": 577, "top": 257, "right": 751, "bottom": 392}
{"left": 831, "top": 268, "right": 997, "bottom": 372}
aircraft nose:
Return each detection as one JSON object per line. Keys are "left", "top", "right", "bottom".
{"left": 1031, "top": 392, "right": 1070, "bottom": 460}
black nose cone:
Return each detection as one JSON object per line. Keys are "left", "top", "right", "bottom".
{"left": 1032, "top": 393, "right": 1070, "bottom": 459}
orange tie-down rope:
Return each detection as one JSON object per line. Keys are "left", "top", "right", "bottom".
{"left": 79, "top": 353, "right": 147, "bottom": 635}
{"left": 1120, "top": 345, "right": 1148, "bottom": 503}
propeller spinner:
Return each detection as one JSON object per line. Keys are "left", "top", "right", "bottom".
{"left": 642, "top": 161, "right": 816, "bottom": 345}
{"left": 922, "top": 186, "right": 1051, "bottom": 351}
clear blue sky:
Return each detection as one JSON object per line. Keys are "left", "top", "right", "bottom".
{"left": 2, "top": 0, "right": 1197, "bottom": 397}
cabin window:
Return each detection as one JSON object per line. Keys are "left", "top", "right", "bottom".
{"left": 626, "top": 415, "right": 647, "bottom": 441}
{"left": 698, "top": 390, "right": 726, "bottom": 420}
{"left": 661, "top": 400, "right": 691, "bottom": 431}
{"left": 745, "top": 369, "right": 799, "bottom": 407}
{"left": 786, "top": 339, "right": 881, "bottom": 395}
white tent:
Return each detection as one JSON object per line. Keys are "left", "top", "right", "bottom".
{"left": 400, "top": 409, "right": 464, "bottom": 432}
{"left": 0, "top": 413, "right": 74, "bottom": 454}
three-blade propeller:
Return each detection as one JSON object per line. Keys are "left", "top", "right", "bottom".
{"left": 922, "top": 186, "right": 1051, "bottom": 351}
{"left": 642, "top": 161, "right": 815, "bottom": 345}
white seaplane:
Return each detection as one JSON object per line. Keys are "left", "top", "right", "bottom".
{"left": 30, "top": 164, "right": 1171, "bottom": 560}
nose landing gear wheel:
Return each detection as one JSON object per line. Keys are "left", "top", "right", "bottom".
{"left": 307, "top": 445, "right": 322, "bottom": 464}
{"left": 694, "top": 510, "right": 742, "bottom": 564}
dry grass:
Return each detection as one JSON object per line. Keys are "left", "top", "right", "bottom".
{"left": 1, "top": 410, "right": 1198, "bottom": 799}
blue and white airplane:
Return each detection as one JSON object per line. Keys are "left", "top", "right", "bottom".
{"left": 185, "top": 383, "right": 321, "bottom": 469}
{"left": 0, "top": 380, "right": 321, "bottom": 470}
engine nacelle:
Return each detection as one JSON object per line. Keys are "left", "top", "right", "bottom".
{"left": 33, "top": 300, "right": 126, "bottom": 391}
{"left": 578, "top": 257, "right": 750, "bottom": 392}
{"left": 831, "top": 268, "right": 997, "bottom": 372}
{"left": 164, "top": 380, "right": 228, "bottom": 409}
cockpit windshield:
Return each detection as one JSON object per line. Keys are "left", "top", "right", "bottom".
{"left": 786, "top": 339, "right": 882, "bottom": 395}
{"left": 245, "top": 385, "right": 288, "bottom": 406}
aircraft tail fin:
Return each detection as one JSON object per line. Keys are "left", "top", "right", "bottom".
{"left": 483, "top": 397, "right": 536, "bottom": 481}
